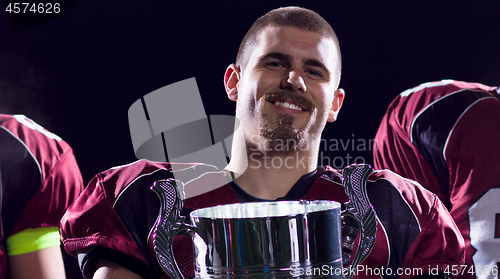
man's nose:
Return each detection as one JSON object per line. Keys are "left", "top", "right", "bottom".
{"left": 281, "top": 70, "right": 306, "bottom": 92}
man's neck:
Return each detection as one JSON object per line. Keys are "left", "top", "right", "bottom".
{"left": 226, "top": 133, "right": 319, "bottom": 200}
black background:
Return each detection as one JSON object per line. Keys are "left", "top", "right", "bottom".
{"left": 1, "top": 0, "right": 499, "bottom": 184}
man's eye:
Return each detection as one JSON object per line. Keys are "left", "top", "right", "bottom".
{"left": 306, "top": 69, "right": 322, "bottom": 77}
{"left": 265, "top": 61, "right": 284, "bottom": 68}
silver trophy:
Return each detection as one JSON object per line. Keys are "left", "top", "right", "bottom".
{"left": 151, "top": 164, "right": 376, "bottom": 278}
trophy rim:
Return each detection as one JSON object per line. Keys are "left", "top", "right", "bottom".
{"left": 190, "top": 199, "right": 341, "bottom": 220}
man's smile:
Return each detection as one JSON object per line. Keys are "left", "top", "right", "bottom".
{"left": 264, "top": 91, "right": 314, "bottom": 113}
{"left": 273, "top": 101, "right": 304, "bottom": 111}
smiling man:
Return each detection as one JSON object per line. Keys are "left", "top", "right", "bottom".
{"left": 62, "top": 7, "right": 465, "bottom": 279}
{"left": 224, "top": 19, "right": 343, "bottom": 200}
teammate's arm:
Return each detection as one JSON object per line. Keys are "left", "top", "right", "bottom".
{"left": 7, "top": 226, "right": 66, "bottom": 279}
{"left": 8, "top": 245, "right": 66, "bottom": 279}
{"left": 93, "top": 259, "right": 145, "bottom": 279}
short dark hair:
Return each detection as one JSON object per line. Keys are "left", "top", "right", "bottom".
{"left": 236, "top": 7, "right": 341, "bottom": 77}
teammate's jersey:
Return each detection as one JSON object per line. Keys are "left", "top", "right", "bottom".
{"left": 0, "top": 114, "right": 83, "bottom": 278}
{"left": 373, "top": 80, "right": 500, "bottom": 278}
{"left": 61, "top": 159, "right": 464, "bottom": 279}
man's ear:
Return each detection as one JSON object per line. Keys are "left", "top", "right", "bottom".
{"left": 327, "top": 88, "right": 345, "bottom": 122}
{"left": 224, "top": 64, "right": 241, "bottom": 101}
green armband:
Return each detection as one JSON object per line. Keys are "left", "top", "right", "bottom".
{"left": 6, "top": 227, "right": 61, "bottom": 256}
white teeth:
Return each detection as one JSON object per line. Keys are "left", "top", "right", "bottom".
{"left": 275, "top": 101, "right": 303, "bottom": 111}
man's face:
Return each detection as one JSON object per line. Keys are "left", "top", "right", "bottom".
{"left": 228, "top": 26, "right": 343, "bottom": 151}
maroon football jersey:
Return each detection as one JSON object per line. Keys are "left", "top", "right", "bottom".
{"left": 62, "top": 159, "right": 464, "bottom": 279}
{"left": 374, "top": 80, "right": 500, "bottom": 278}
{"left": 0, "top": 114, "right": 83, "bottom": 278}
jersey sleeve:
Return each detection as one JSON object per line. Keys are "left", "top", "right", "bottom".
{"left": 375, "top": 170, "right": 465, "bottom": 278}
{"left": 402, "top": 188, "right": 465, "bottom": 274}
{"left": 11, "top": 147, "right": 83, "bottom": 234}
{"left": 373, "top": 97, "right": 446, "bottom": 204}
{"left": 60, "top": 160, "right": 192, "bottom": 278}
{"left": 60, "top": 173, "right": 148, "bottom": 277}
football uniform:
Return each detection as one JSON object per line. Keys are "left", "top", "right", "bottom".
{"left": 0, "top": 114, "right": 83, "bottom": 278}
{"left": 373, "top": 80, "right": 500, "bottom": 278}
{"left": 61, "top": 159, "right": 464, "bottom": 279}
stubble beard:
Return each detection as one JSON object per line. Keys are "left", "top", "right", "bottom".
{"left": 252, "top": 91, "right": 318, "bottom": 153}
{"left": 259, "top": 109, "right": 318, "bottom": 152}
